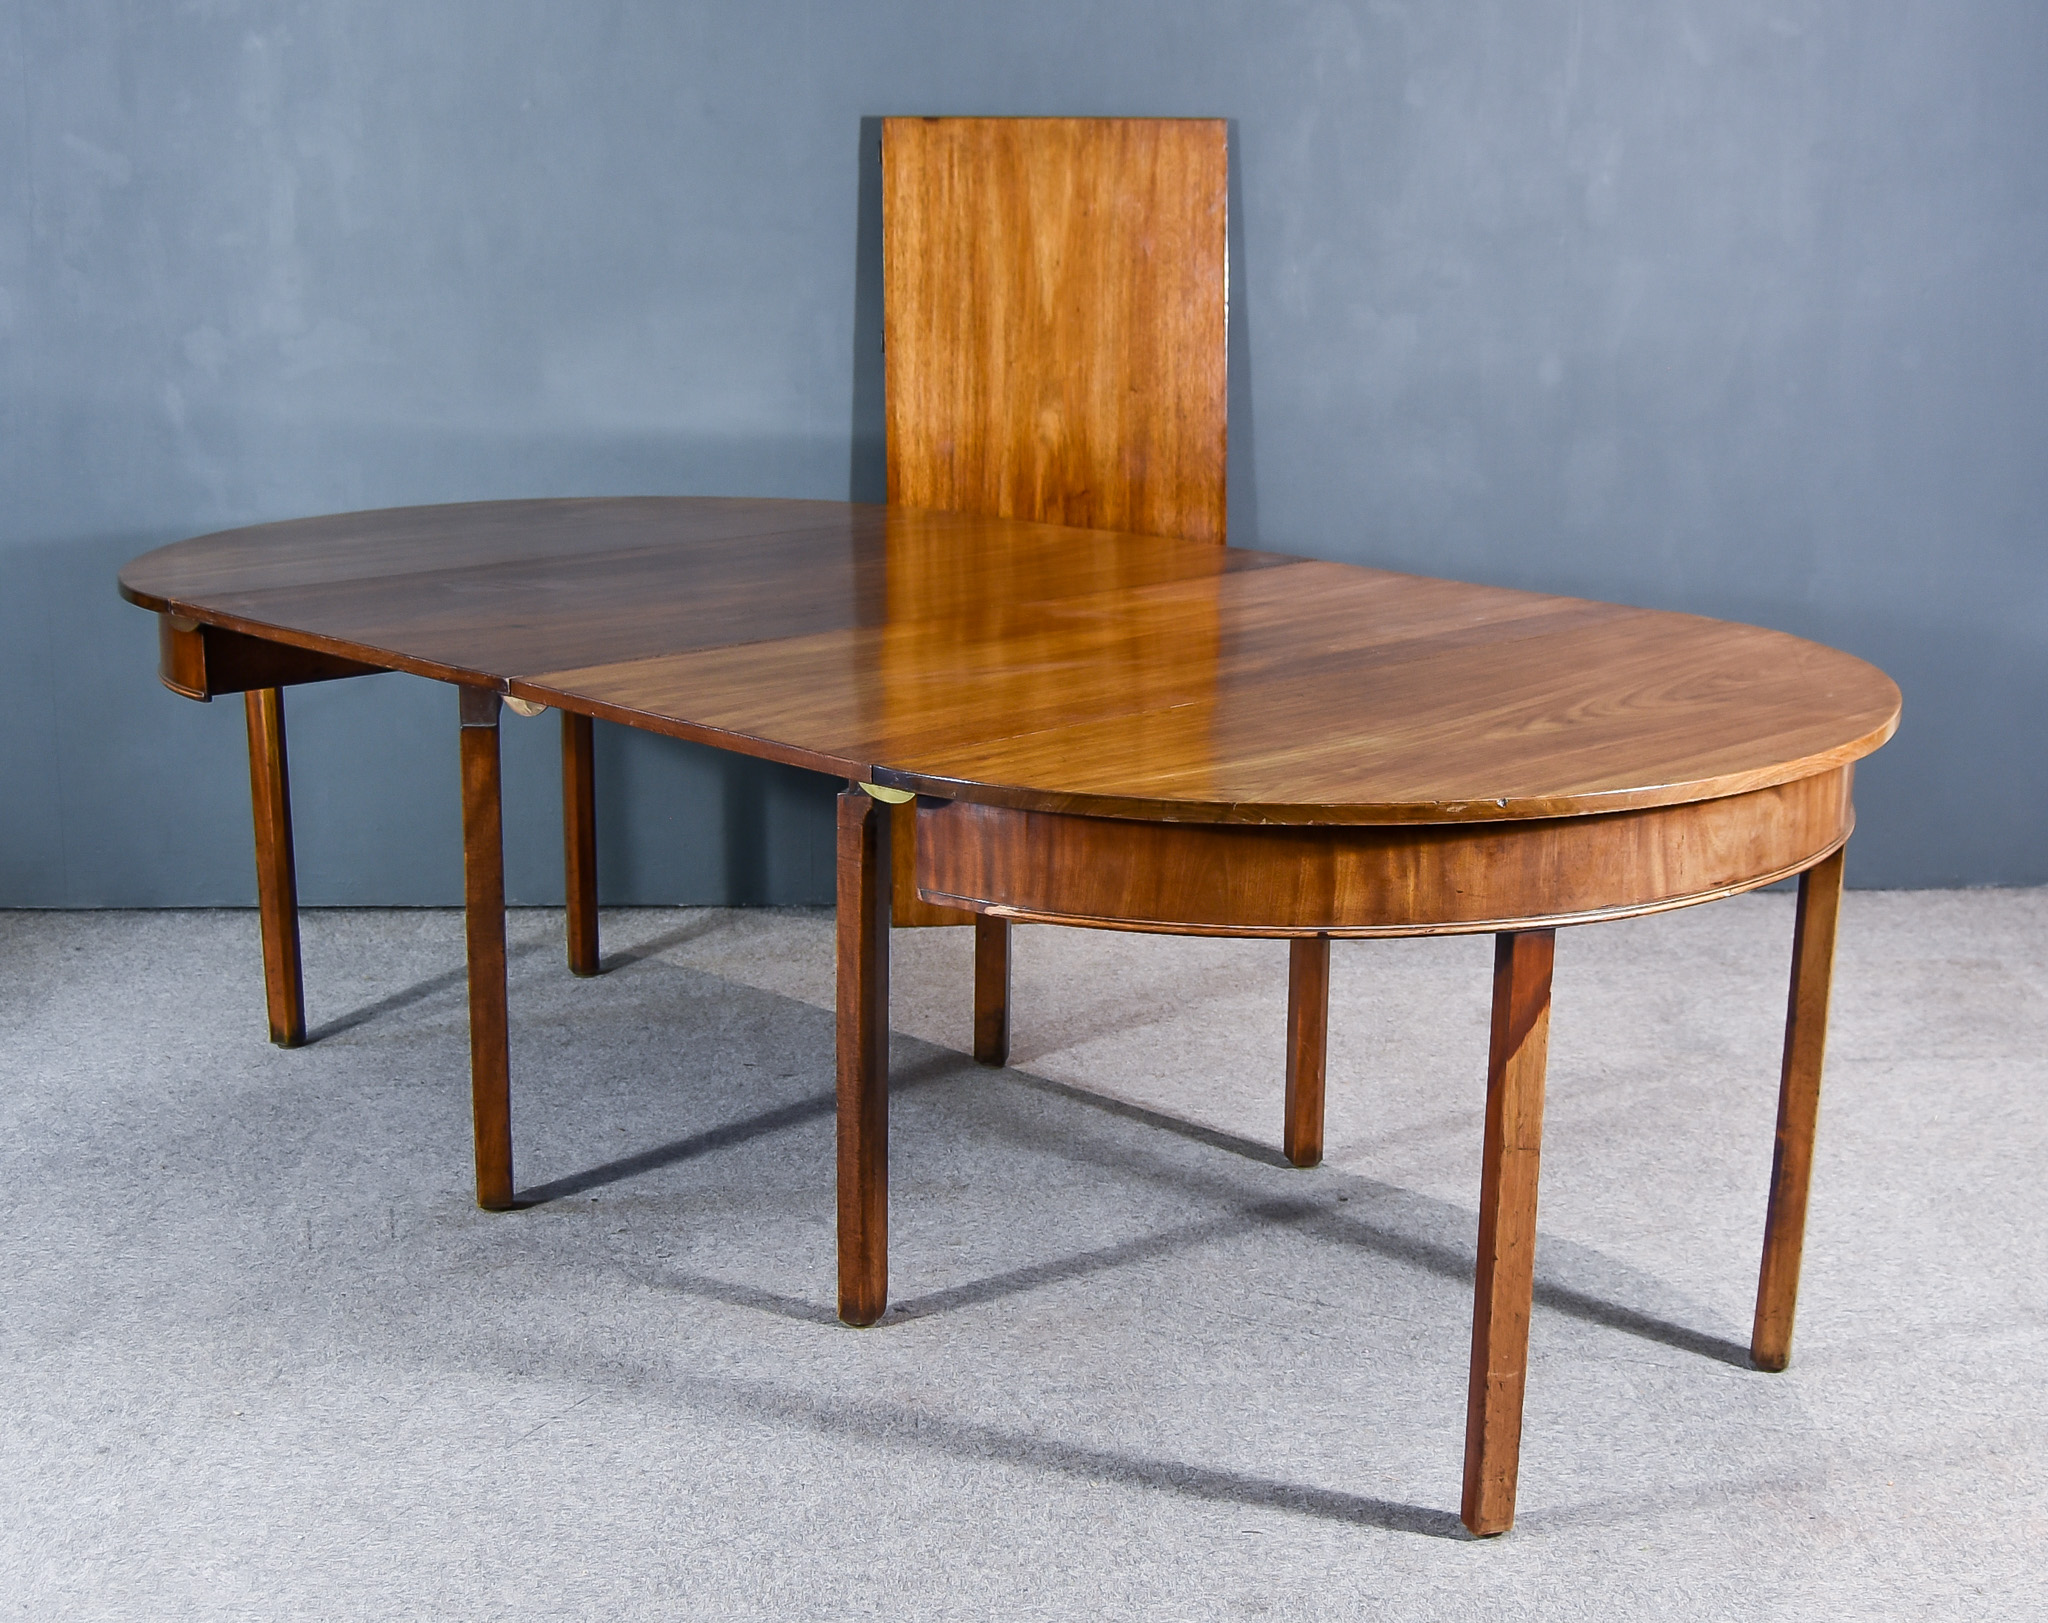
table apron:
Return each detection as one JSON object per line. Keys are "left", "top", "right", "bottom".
{"left": 913, "top": 767, "right": 1854, "bottom": 938}
{"left": 156, "top": 614, "right": 384, "bottom": 700}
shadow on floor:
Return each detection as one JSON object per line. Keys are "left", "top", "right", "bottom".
{"left": 595, "top": 914, "right": 726, "bottom": 973}
{"left": 332, "top": 928, "right": 1752, "bottom": 1373}
{"left": 517, "top": 1092, "right": 837, "bottom": 1206}
{"left": 535, "top": 1046, "right": 1752, "bottom": 1370}
{"left": 715, "top": 1379, "right": 1470, "bottom": 1540}
{"left": 305, "top": 935, "right": 555, "bottom": 1043}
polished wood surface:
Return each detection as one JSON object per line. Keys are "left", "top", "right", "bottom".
{"left": 883, "top": 118, "right": 1228, "bottom": 547}
{"left": 836, "top": 787, "right": 892, "bottom": 1327}
{"left": 1463, "top": 929, "right": 1556, "bottom": 1537}
{"left": 889, "top": 797, "right": 974, "bottom": 926}
{"left": 242, "top": 688, "right": 305, "bottom": 1048}
{"left": 121, "top": 494, "right": 1902, "bottom": 1538}
{"left": 1283, "top": 936, "right": 1329, "bottom": 1169}
{"left": 460, "top": 686, "right": 513, "bottom": 1211}
{"left": 883, "top": 120, "right": 1226, "bottom": 924}
{"left": 119, "top": 500, "right": 1900, "bottom": 827}
{"left": 1752, "top": 844, "right": 1846, "bottom": 1371}
{"left": 561, "top": 711, "right": 601, "bottom": 976}
{"left": 913, "top": 769, "right": 1855, "bottom": 937}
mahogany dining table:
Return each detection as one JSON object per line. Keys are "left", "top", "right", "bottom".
{"left": 118, "top": 495, "right": 1901, "bottom": 1535}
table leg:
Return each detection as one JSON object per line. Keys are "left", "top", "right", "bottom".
{"left": 460, "top": 686, "right": 514, "bottom": 1211}
{"left": 837, "top": 785, "right": 893, "bottom": 1325}
{"left": 1462, "top": 928, "right": 1555, "bottom": 1537}
{"left": 973, "top": 915, "right": 1011, "bottom": 1065}
{"left": 1285, "top": 934, "right": 1330, "bottom": 1167}
{"left": 243, "top": 687, "right": 306, "bottom": 1048}
{"left": 561, "top": 710, "right": 601, "bottom": 977}
{"left": 1751, "top": 845, "right": 1847, "bottom": 1372}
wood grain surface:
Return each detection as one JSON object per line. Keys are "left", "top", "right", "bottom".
{"left": 912, "top": 768, "right": 1855, "bottom": 936}
{"left": 121, "top": 494, "right": 1898, "bottom": 1537}
{"left": 883, "top": 117, "right": 1228, "bottom": 546}
{"left": 881, "top": 117, "right": 1227, "bottom": 922}
{"left": 119, "top": 498, "right": 1900, "bottom": 825}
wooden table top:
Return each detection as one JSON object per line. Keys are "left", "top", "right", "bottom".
{"left": 120, "top": 497, "right": 1900, "bottom": 826}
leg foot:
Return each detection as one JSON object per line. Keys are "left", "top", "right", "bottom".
{"left": 973, "top": 915, "right": 1011, "bottom": 1066}
{"left": 562, "top": 711, "right": 600, "bottom": 976}
{"left": 1751, "top": 845, "right": 1846, "bottom": 1372}
{"left": 461, "top": 687, "right": 513, "bottom": 1211}
{"left": 243, "top": 688, "right": 305, "bottom": 1048}
{"left": 1462, "top": 928, "right": 1555, "bottom": 1537}
{"left": 1285, "top": 934, "right": 1330, "bottom": 1167}
{"left": 837, "top": 786, "right": 892, "bottom": 1325}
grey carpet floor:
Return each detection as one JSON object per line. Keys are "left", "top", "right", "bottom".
{"left": 2, "top": 892, "right": 2042, "bottom": 1620}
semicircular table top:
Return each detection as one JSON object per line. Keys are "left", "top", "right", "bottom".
{"left": 119, "top": 496, "right": 1901, "bottom": 825}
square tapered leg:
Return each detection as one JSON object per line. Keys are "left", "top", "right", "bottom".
{"left": 243, "top": 687, "right": 306, "bottom": 1048}
{"left": 1462, "top": 928, "right": 1555, "bottom": 1537}
{"left": 837, "top": 786, "right": 893, "bottom": 1325}
{"left": 1752, "top": 845, "right": 1847, "bottom": 1371}
{"left": 1285, "top": 934, "right": 1330, "bottom": 1167}
{"left": 561, "top": 710, "right": 601, "bottom": 977}
{"left": 460, "top": 686, "right": 513, "bottom": 1211}
{"left": 973, "top": 915, "right": 1011, "bottom": 1065}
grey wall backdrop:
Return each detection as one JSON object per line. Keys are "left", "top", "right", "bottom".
{"left": 4, "top": 1, "right": 2043, "bottom": 906}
